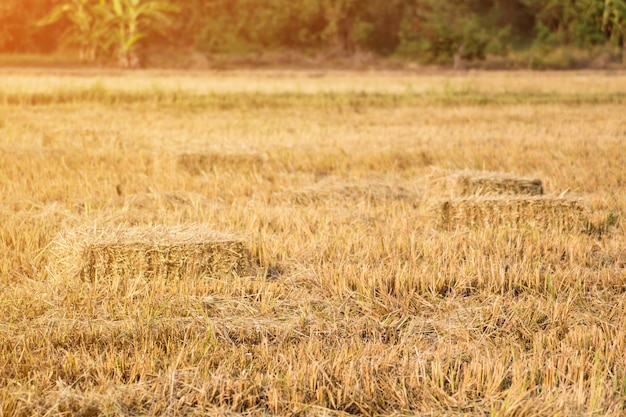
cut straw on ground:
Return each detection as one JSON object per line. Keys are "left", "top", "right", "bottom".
{"left": 281, "top": 179, "right": 419, "bottom": 206}
{"left": 177, "top": 152, "right": 266, "bottom": 175}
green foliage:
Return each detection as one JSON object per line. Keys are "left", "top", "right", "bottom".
{"left": 5, "top": 0, "right": 626, "bottom": 66}
{"left": 351, "top": 0, "right": 406, "bottom": 55}
{"left": 397, "top": 0, "right": 510, "bottom": 63}
{"left": 175, "top": 0, "right": 324, "bottom": 54}
{"left": 599, "top": 0, "right": 626, "bottom": 41}
{"left": 100, "top": 0, "right": 180, "bottom": 67}
{"left": 37, "top": 0, "right": 109, "bottom": 62}
{"left": 578, "top": 0, "right": 626, "bottom": 64}
{"left": 521, "top": 0, "right": 605, "bottom": 48}
{"left": 37, "top": 0, "right": 178, "bottom": 66}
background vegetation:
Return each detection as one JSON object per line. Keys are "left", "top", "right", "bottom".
{"left": 1, "top": 0, "right": 626, "bottom": 67}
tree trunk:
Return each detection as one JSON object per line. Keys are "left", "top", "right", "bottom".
{"left": 453, "top": 45, "right": 465, "bottom": 71}
{"left": 622, "top": 24, "right": 626, "bottom": 67}
{"left": 322, "top": 0, "right": 355, "bottom": 57}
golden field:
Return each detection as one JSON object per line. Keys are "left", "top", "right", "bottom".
{"left": 0, "top": 69, "right": 625, "bottom": 416}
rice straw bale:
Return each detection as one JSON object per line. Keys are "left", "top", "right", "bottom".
{"left": 48, "top": 225, "right": 254, "bottom": 282}
{"left": 452, "top": 170, "right": 544, "bottom": 196}
{"left": 431, "top": 196, "right": 590, "bottom": 232}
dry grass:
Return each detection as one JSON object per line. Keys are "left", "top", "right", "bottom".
{"left": 0, "top": 69, "right": 625, "bottom": 416}
{"left": 281, "top": 177, "right": 420, "bottom": 206}
{"left": 430, "top": 196, "right": 590, "bottom": 232}
{"left": 177, "top": 152, "right": 266, "bottom": 175}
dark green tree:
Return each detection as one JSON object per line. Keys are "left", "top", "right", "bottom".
{"left": 520, "top": 0, "right": 605, "bottom": 48}
{"left": 585, "top": 0, "right": 626, "bottom": 65}
{"left": 398, "top": 0, "right": 510, "bottom": 64}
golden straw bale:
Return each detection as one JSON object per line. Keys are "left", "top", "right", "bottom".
{"left": 47, "top": 225, "right": 254, "bottom": 282}
{"left": 431, "top": 196, "right": 590, "bottom": 232}
{"left": 452, "top": 170, "right": 544, "bottom": 196}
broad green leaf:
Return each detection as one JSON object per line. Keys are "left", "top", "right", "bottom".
{"left": 124, "top": 33, "right": 144, "bottom": 48}
{"left": 37, "top": 4, "right": 74, "bottom": 26}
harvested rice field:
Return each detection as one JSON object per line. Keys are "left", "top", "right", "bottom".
{"left": 1, "top": 69, "right": 625, "bottom": 416}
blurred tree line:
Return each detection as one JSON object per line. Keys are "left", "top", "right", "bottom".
{"left": 1, "top": 0, "right": 625, "bottom": 66}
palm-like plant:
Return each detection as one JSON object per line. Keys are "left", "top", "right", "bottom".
{"left": 101, "top": 0, "right": 179, "bottom": 68}
{"left": 602, "top": 0, "right": 626, "bottom": 65}
{"left": 38, "top": 0, "right": 109, "bottom": 62}
{"left": 586, "top": 0, "right": 626, "bottom": 65}
{"left": 39, "top": 0, "right": 178, "bottom": 67}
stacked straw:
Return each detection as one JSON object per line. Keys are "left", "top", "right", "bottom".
{"left": 429, "top": 170, "right": 590, "bottom": 232}
{"left": 433, "top": 196, "right": 590, "bottom": 232}
{"left": 48, "top": 225, "right": 254, "bottom": 282}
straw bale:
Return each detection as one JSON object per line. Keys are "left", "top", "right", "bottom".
{"left": 48, "top": 226, "right": 254, "bottom": 282}
{"left": 452, "top": 170, "right": 544, "bottom": 196}
{"left": 177, "top": 152, "right": 265, "bottom": 175}
{"left": 431, "top": 196, "right": 590, "bottom": 232}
